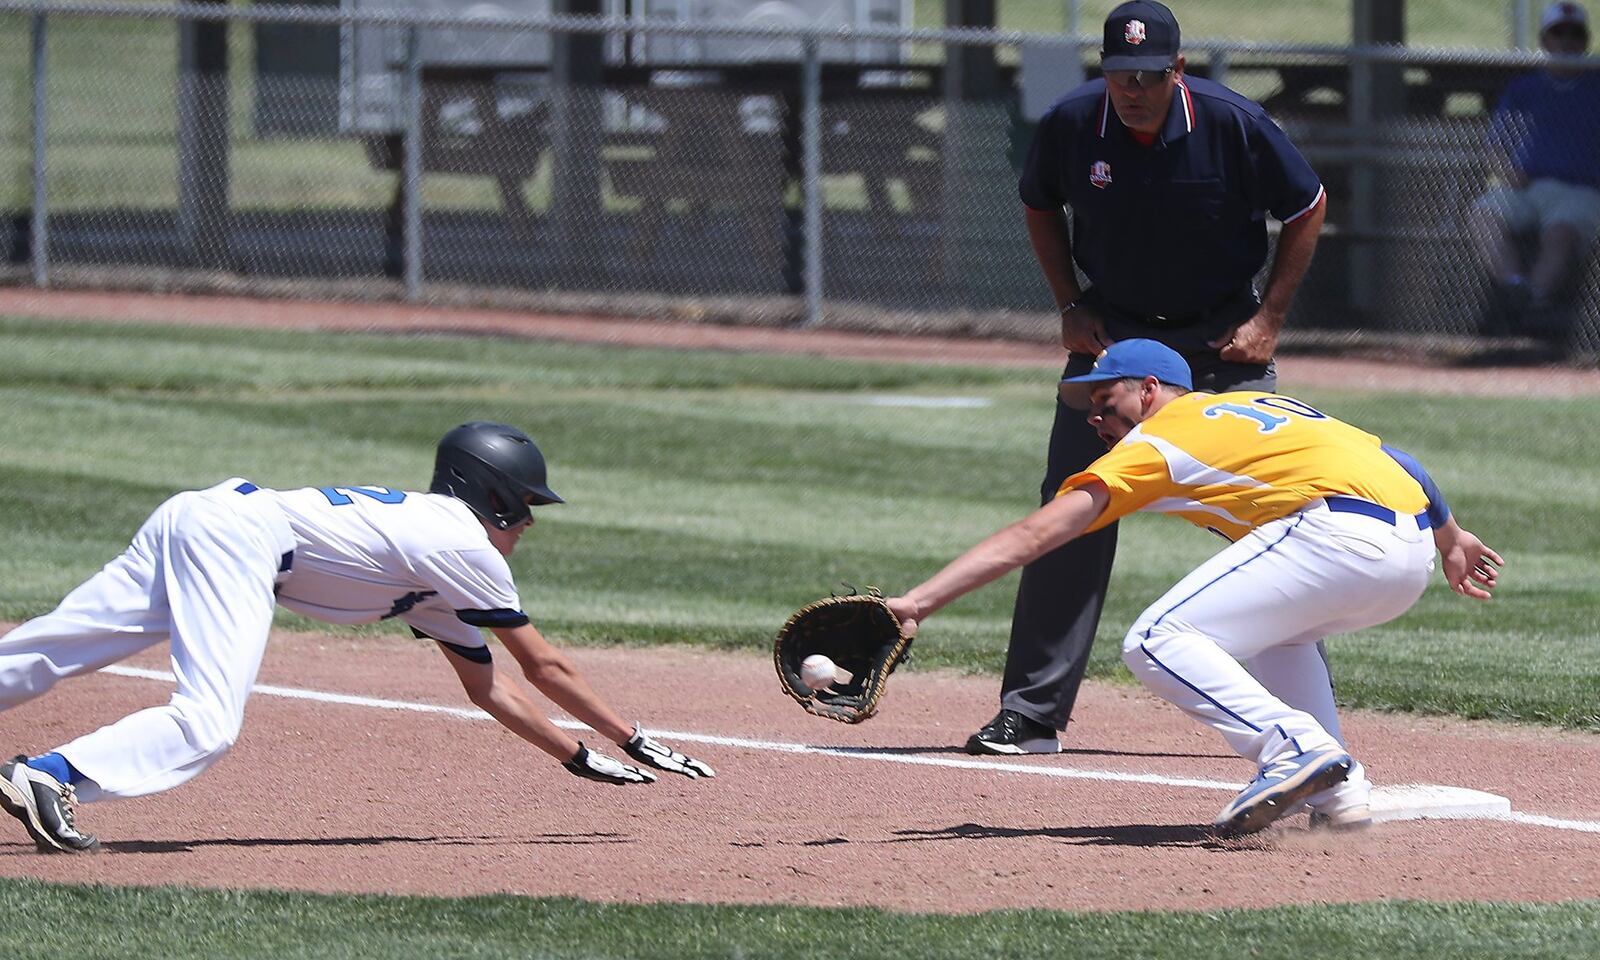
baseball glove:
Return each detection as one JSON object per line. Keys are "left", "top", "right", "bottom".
{"left": 773, "top": 588, "right": 913, "bottom": 724}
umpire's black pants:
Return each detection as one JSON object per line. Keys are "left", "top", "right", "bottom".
{"left": 999, "top": 297, "right": 1277, "bottom": 733}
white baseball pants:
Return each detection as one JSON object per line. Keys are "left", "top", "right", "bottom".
{"left": 1121, "top": 499, "right": 1435, "bottom": 786}
{"left": 0, "top": 479, "right": 294, "bottom": 801}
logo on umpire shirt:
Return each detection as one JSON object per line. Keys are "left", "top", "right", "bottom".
{"left": 1089, "top": 160, "right": 1112, "bottom": 189}
{"left": 1125, "top": 19, "right": 1146, "bottom": 44}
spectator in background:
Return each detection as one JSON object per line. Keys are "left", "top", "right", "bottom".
{"left": 1470, "top": 1, "right": 1600, "bottom": 340}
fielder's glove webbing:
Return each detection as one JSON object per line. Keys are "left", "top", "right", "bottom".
{"left": 773, "top": 588, "right": 912, "bottom": 724}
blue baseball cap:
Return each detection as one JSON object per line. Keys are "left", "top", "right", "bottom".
{"left": 1059, "top": 339, "right": 1194, "bottom": 407}
{"left": 1101, "top": 0, "right": 1181, "bottom": 72}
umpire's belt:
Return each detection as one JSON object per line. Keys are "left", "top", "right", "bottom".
{"left": 1325, "top": 495, "right": 1431, "bottom": 531}
{"left": 1097, "top": 287, "right": 1256, "bottom": 330}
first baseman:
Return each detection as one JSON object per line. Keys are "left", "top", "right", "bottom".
{"left": 887, "top": 341, "right": 1502, "bottom": 833}
{"left": 0, "top": 421, "right": 713, "bottom": 853}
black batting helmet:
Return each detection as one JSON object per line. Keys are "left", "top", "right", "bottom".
{"left": 429, "top": 421, "right": 564, "bottom": 529}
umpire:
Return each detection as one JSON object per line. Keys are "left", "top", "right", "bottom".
{"left": 968, "top": 0, "right": 1327, "bottom": 755}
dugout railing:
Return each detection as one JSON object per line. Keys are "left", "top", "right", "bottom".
{"left": 1, "top": 1, "right": 1598, "bottom": 358}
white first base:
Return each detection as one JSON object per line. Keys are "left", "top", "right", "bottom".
{"left": 1369, "top": 783, "right": 1511, "bottom": 823}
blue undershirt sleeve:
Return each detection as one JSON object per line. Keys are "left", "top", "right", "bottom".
{"left": 1382, "top": 443, "right": 1450, "bottom": 528}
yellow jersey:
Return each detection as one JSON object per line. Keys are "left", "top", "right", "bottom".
{"left": 1058, "top": 391, "right": 1429, "bottom": 541}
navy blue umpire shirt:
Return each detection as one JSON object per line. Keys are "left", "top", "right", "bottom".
{"left": 1019, "top": 74, "right": 1324, "bottom": 320}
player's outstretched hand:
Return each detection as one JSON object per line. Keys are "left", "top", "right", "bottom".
{"left": 1434, "top": 520, "right": 1503, "bottom": 600}
{"left": 624, "top": 726, "right": 715, "bottom": 779}
{"left": 885, "top": 595, "right": 921, "bottom": 639}
{"left": 564, "top": 743, "right": 657, "bottom": 785}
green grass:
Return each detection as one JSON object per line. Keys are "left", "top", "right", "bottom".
{"left": 2, "top": 879, "right": 1600, "bottom": 960}
{"left": 0, "top": 315, "right": 1597, "bottom": 730}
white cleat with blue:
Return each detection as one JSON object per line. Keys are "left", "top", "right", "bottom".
{"left": 1214, "top": 748, "right": 1354, "bottom": 836}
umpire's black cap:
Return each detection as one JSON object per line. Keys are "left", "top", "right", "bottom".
{"left": 1101, "top": 0, "right": 1181, "bottom": 72}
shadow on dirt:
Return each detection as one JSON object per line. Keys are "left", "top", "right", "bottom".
{"left": 82, "top": 832, "right": 634, "bottom": 854}
{"left": 814, "top": 744, "right": 1234, "bottom": 760}
{"left": 889, "top": 821, "right": 1265, "bottom": 850}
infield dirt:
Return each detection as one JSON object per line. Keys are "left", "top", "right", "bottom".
{"left": 1, "top": 629, "right": 1598, "bottom": 913}
{"left": 1, "top": 288, "right": 1597, "bottom": 397}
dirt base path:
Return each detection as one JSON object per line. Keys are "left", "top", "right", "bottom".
{"left": 2, "top": 288, "right": 1597, "bottom": 396}
{"left": 1, "top": 631, "right": 1597, "bottom": 913}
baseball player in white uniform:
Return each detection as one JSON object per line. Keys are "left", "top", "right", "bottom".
{"left": 0, "top": 421, "right": 713, "bottom": 853}
{"left": 886, "top": 341, "right": 1503, "bottom": 834}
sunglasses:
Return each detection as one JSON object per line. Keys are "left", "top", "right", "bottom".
{"left": 1103, "top": 67, "right": 1175, "bottom": 89}
{"left": 1547, "top": 22, "right": 1587, "bottom": 39}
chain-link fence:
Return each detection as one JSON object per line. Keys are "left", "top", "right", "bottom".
{"left": 2, "top": 2, "right": 1599, "bottom": 357}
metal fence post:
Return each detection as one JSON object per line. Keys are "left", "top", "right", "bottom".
{"left": 1512, "top": 0, "right": 1532, "bottom": 49}
{"left": 29, "top": 12, "right": 48, "bottom": 288}
{"left": 801, "top": 36, "right": 824, "bottom": 328}
{"left": 176, "top": 1, "right": 232, "bottom": 268}
{"left": 1209, "top": 48, "right": 1229, "bottom": 88}
{"left": 402, "top": 24, "right": 423, "bottom": 302}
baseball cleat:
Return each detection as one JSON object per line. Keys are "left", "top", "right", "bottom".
{"left": 1309, "top": 801, "right": 1373, "bottom": 832}
{"left": 1214, "top": 749, "right": 1353, "bottom": 836}
{"left": 1299, "top": 760, "right": 1372, "bottom": 830}
{"left": 965, "top": 709, "right": 1061, "bottom": 755}
{"left": 0, "top": 756, "right": 100, "bottom": 853}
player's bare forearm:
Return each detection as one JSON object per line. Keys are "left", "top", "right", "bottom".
{"left": 492, "top": 624, "right": 635, "bottom": 744}
{"left": 439, "top": 646, "right": 582, "bottom": 760}
{"left": 897, "top": 486, "right": 1107, "bottom": 627}
{"left": 480, "top": 677, "right": 584, "bottom": 760}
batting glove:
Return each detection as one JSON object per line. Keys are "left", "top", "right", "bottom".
{"left": 564, "top": 743, "right": 657, "bottom": 785}
{"left": 624, "top": 725, "right": 716, "bottom": 779}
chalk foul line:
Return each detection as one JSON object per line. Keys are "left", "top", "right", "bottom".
{"left": 99, "top": 664, "right": 1599, "bottom": 834}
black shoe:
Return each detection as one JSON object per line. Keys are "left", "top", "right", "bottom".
{"left": 965, "top": 709, "right": 1061, "bottom": 755}
{"left": 0, "top": 756, "right": 99, "bottom": 853}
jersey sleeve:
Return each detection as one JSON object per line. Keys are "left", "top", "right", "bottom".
{"left": 1381, "top": 443, "right": 1451, "bottom": 527}
{"left": 1055, "top": 438, "right": 1175, "bottom": 534}
{"left": 412, "top": 546, "right": 529, "bottom": 629}
{"left": 400, "top": 603, "right": 491, "bottom": 650}
{"left": 1248, "top": 113, "right": 1324, "bottom": 223}
{"left": 1019, "top": 107, "right": 1069, "bottom": 211}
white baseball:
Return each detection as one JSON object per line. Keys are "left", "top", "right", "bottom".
{"left": 799, "top": 654, "right": 837, "bottom": 691}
